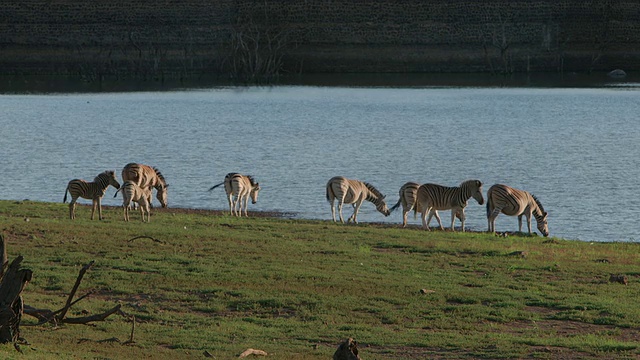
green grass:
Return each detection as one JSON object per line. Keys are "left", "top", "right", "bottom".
{"left": 2, "top": 200, "right": 640, "bottom": 359}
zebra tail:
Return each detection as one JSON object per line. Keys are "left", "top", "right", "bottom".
{"left": 325, "top": 184, "right": 333, "bottom": 202}
{"left": 113, "top": 187, "right": 123, "bottom": 198}
{"left": 63, "top": 186, "right": 68, "bottom": 203}
{"left": 389, "top": 198, "right": 402, "bottom": 213}
{"left": 486, "top": 198, "right": 491, "bottom": 218}
{"left": 208, "top": 182, "right": 224, "bottom": 191}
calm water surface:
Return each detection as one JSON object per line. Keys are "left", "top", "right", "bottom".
{"left": 2, "top": 86, "right": 639, "bottom": 242}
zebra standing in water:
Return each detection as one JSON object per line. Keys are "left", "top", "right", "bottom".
{"left": 415, "top": 179, "right": 484, "bottom": 232}
{"left": 122, "top": 163, "right": 168, "bottom": 208}
{"left": 208, "top": 173, "right": 261, "bottom": 217}
{"left": 326, "top": 176, "right": 390, "bottom": 224}
{"left": 390, "top": 181, "right": 462, "bottom": 227}
{"left": 63, "top": 170, "right": 121, "bottom": 220}
{"left": 486, "top": 184, "right": 549, "bottom": 236}
{"left": 114, "top": 181, "right": 153, "bottom": 222}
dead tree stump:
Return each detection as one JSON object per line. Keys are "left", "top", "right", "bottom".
{"left": 333, "top": 338, "right": 362, "bottom": 360}
{"left": 0, "top": 254, "right": 32, "bottom": 343}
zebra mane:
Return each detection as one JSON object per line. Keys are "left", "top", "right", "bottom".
{"left": 363, "top": 182, "right": 385, "bottom": 201}
{"left": 247, "top": 175, "right": 257, "bottom": 186}
{"left": 94, "top": 170, "right": 114, "bottom": 182}
{"left": 531, "top": 194, "right": 545, "bottom": 214}
{"left": 153, "top": 167, "right": 167, "bottom": 186}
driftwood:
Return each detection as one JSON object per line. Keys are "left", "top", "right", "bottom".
{"left": 0, "top": 234, "right": 33, "bottom": 343}
{"left": 333, "top": 338, "right": 362, "bottom": 360}
{"left": 22, "top": 260, "right": 124, "bottom": 326}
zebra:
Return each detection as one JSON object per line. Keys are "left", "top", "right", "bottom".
{"left": 63, "top": 170, "right": 121, "bottom": 220}
{"left": 122, "top": 163, "right": 168, "bottom": 208}
{"left": 415, "top": 179, "right": 484, "bottom": 231}
{"left": 114, "top": 181, "right": 153, "bottom": 222}
{"left": 208, "top": 173, "right": 261, "bottom": 217}
{"left": 325, "top": 176, "right": 390, "bottom": 224}
{"left": 486, "top": 184, "right": 549, "bottom": 237}
{"left": 389, "top": 181, "right": 462, "bottom": 227}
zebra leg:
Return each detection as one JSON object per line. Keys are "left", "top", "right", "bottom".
{"left": 526, "top": 213, "right": 533, "bottom": 234}
{"left": 351, "top": 201, "right": 363, "bottom": 224}
{"left": 338, "top": 200, "right": 345, "bottom": 223}
{"left": 457, "top": 209, "right": 466, "bottom": 232}
{"left": 518, "top": 215, "right": 523, "bottom": 232}
{"left": 244, "top": 195, "right": 250, "bottom": 217}
{"left": 488, "top": 208, "right": 501, "bottom": 233}
{"left": 421, "top": 209, "right": 431, "bottom": 231}
{"left": 432, "top": 210, "right": 445, "bottom": 231}
{"left": 90, "top": 199, "right": 97, "bottom": 220}
{"left": 402, "top": 209, "right": 409, "bottom": 227}
{"left": 330, "top": 199, "right": 336, "bottom": 222}
{"left": 97, "top": 198, "right": 103, "bottom": 220}
{"left": 227, "top": 194, "right": 234, "bottom": 216}
{"left": 139, "top": 202, "right": 145, "bottom": 222}
{"left": 234, "top": 195, "right": 242, "bottom": 217}
{"left": 69, "top": 198, "right": 77, "bottom": 220}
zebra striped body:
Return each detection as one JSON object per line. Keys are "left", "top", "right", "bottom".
{"left": 115, "top": 181, "right": 153, "bottom": 222}
{"left": 122, "top": 163, "right": 168, "bottom": 208}
{"left": 415, "top": 179, "right": 484, "bottom": 231}
{"left": 325, "top": 176, "right": 390, "bottom": 224}
{"left": 390, "top": 182, "right": 461, "bottom": 227}
{"left": 389, "top": 182, "right": 420, "bottom": 227}
{"left": 486, "top": 184, "right": 549, "bottom": 236}
{"left": 63, "top": 170, "right": 120, "bottom": 220}
{"left": 209, "top": 173, "right": 261, "bottom": 217}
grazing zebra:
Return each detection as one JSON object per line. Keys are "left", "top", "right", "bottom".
{"left": 486, "top": 184, "right": 549, "bottom": 237}
{"left": 63, "top": 170, "right": 121, "bottom": 220}
{"left": 390, "top": 182, "right": 461, "bottom": 227}
{"left": 415, "top": 179, "right": 484, "bottom": 231}
{"left": 122, "top": 163, "right": 168, "bottom": 208}
{"left": 208, "top": 173, "right": 261, "bottom": 217}
{"left": 325, "top": 176, "right": 390, "bottom": 224}
{"left": 114, "top": 181, "right": 153, "bottom": 222}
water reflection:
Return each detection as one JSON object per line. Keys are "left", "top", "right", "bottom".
{"left": 0, "top": 72, "right": 635, "bottom": 94}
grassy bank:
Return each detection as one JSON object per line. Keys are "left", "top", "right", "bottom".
{"left": 1, "top": 200, "right": 639, "bottom": 359}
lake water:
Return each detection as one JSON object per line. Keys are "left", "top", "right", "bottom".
{"left": 2, "top": 83, "right": 639, "bottom": 242}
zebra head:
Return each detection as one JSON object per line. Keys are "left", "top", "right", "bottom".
{"left": 157, "top": 184, "right": 168, "bottom": 208}
{"left": 376, "top": 196, "right": 391, "bottom": 217}
{"left": 364, "top": 182, "right": 390, "bottom": 217}
{"left": 104, "top": 170, "right": 121, "bottom": 190}
{"left": 250, "top": 183, "right": 261, "bottom": 204}
{"left": 538, "top": 212, "right": 549, "bottom": 237}
{"left": 532, "top": 195, "right": 548, "bottom": 237}
{"left": 466, "top": 179, "right": 484, "bottom": 205}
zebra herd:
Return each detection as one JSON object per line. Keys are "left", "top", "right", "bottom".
{"left": 326, "top": 176, "right": 549, "bottom": 237}
{"left": 63, "top": 163, "right": 168, "bottom": 222}
{"left": 63, "top": 163, "right": 549, "bottom": 236}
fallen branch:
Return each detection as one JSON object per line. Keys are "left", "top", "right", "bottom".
{"left": 127, "top": 235, "right": 166, "bottom": 244}
{"left": 123, "top": 315, "right": 136, "bottom": 345}
{"left": 56, "top": 261, "right": 94, "bottom": 322}
{"left": 22, "top": 261, "right": 122, "bottom": 326}
{"left": 63, "top": 304, "right": 123, "bottom": 324}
